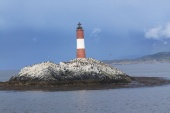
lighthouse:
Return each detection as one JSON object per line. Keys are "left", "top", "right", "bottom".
{"left": 76, "top": 22, "right": 86, "bottom": 58}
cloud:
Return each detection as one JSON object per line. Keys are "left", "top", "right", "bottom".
{"left": 145, "top": 26, "right": 162, "bottom": 39}
{"left": 145, "top": 23, "right": 170, "bottom": 40}
{"left": 92, "top": 28, "right": 101, "bottom": 34}
{"left": 91, "top": 28, "right": 102, "bottom": 42}
{"left": 163, "top": 23, "right": 170, "bottom": 37}
{"left": 164, "top": 41, "right": 168, "bottom": 45}
{"left": 92, "top": 28, "right": 101, "bottom": 37}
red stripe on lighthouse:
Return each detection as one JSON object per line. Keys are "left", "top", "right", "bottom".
{"left": 77, "top": 49, "right": 86, "bottom": 58}
{"left": 76, "top": 29, "right": 84, "bottom": 39}
{"left": 76, "top": 22, "right": 86, "bottom": 58}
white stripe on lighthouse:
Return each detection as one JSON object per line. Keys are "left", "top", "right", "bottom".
{"left": 77, "top": 39, "right": 85, "bottom": 49}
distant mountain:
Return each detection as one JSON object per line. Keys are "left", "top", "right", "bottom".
{"left": 103, "top": 52, "right": 170, "bottom": 64}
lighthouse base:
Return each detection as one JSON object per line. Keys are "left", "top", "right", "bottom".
{"left": 77, "top": 49, "right": 86, "bottom": 58}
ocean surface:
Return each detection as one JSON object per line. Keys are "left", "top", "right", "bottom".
{"left": 0, "top": 63, "right": 170, "bottom": 113}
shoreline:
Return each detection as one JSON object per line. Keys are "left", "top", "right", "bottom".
{"left": 0, "top": 77, "right": 170, "bottom": 91}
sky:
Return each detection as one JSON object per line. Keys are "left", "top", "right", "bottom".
{"left": 1, "top": 0, "right": 170, "bottom": 69}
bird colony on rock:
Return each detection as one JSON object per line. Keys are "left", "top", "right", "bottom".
{"left": 9, "top": 58, "right": 131, "bottom": 84}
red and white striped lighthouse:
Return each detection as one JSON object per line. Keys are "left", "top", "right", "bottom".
{"left": 76, "top": 22, "right": 86, "bottom": 58}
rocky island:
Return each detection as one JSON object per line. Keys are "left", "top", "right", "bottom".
{"left": 0, "top": 58, "right": 170, "bottom": 91}
{"left": 0, "top": 58, "right": 133, "bottom": 91}
{"left": 9, "top": 58, "right": 131, "bottom": 85}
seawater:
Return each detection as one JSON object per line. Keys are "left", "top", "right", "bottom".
{"left": 115, "top": 63, "right": 170, "bottom": 78}
{"left": 0, "top": 63, "right": 170, "bottom": 113}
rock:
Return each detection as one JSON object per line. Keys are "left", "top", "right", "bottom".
{"left": 9, "top": 58, "right": 131, "bottom": 85}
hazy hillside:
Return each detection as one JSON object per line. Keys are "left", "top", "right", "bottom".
{"left": 104, "top": 52, "right": 170, "bottom": 64}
